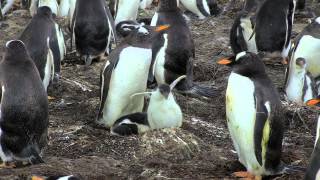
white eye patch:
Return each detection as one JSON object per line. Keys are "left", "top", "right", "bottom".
{"left": 236, "top": 51, "right": 247, "bottom": 61}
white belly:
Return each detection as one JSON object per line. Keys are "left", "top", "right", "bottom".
{"left": 115, "top": 0, "right": 140, "bottom": 25}
{"left": 58, "top": 0, "right": 70, "bottom": 17}
{"left": 179, "top": 0, "right": 209, "bottom": 19}
{"left": 102, "top": 47, "right": 152, "bottom": 127}
{"left": 226, "top": 72, "right": 264, "bottom": 175}
{"left": 43, "top": 48, "right": 54, "bottom": 91}
{"left": 240, "top": 17, "right": 257, "bottom": 53}
{"left": 154, "top": 34, "right": 168, "bottom": 85}
{"left": 285, "top": 70, "right": 305, "bottom": 104}
{"left": 150, "top": 12, "right": 159, "bottom": 26}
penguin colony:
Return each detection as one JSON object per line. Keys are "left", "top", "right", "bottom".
{"left": 0, "top": 0, "right": 320, "bottom": 179}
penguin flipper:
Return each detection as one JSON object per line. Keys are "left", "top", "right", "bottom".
{"left": 103, "top": 0, "right": 117, "bottom": 44}
{"left": 111, "top": 112, "right": 149, "bottom": 136}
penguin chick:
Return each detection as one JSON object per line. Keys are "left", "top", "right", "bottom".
{"left": 305, "top": 98, "right": 320, "bottom": 180}
{"left": 285, "top": 57, "right": 317, "bottom": 104}
{"left": 218, "top": 51, "right": 285, "bottom": 178}
{"left": 96, "top": 21, "right": 170, "bottom": 128}
{"left": 111, "top": 75, "right": 185, "bottom": 136}
{"left": 230, "top": 10, "right": 257, "bottom": 54}
{"left": 0, "top": 40, "right": 48, "bottom": 167}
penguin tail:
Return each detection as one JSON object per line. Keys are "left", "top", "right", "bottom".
{"left": 178, "top": 83, "right": 217, "bottom": 99}
{"left": 29, "top": 147, "right": 45, "bottom": 164}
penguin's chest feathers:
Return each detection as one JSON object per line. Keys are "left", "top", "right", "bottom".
{"left": 285, "top": 68, "right": 306, "bottom": 103}
{"left": 240, "top": 18, "right": 257, "bottom": 53}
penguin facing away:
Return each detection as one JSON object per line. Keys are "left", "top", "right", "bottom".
{"left": 72, "top": 0, "right": 116, "bottom": 66}
{"left": 285, "top": 57, "right": 317, "bottom": 104}
{"left": 0, "top": 40, "right": 48, "bottom": 167}
{"left": 287, "top": 17, "right": 320, "bottom": 92}
{"left": 111, "top": 75, "right": 185, "bottom": 136}
{"left": 179, "top": 0, "right": 221, "bottom": 19}
{"left": 30, "top": 0, "right": 59, "bottom": 17}
{"left": 151, "top": 0, "right": 215, "bottom": 98}
{"left": 305, "top": 98, "right": 320, "bottom": 180}
{"left": 19, "top": 6, "right": 65, "bottom": 91}
{"left": 218, "top": 51, "right": 285, "bottom": 178}
{"left": 96, "top": 21, "right": 170, "bottom": 128}
{"left": 230, "top": 10, "right": 257, "bottom": 55}
{"left": 254, "top": 0, "right": 296, "bottom": 59}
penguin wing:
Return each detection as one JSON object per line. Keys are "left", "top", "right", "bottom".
{"left": 254, "top": 95, "right": 270, "bottom": 166}
{"left": 103, "top": 0, "right": 117, "bottom": 43}
{"left": 149, "top": 34, "right": 165, "bottom": 82}
{"left": 49, "top": 26, "right": 61, "bottom": 75}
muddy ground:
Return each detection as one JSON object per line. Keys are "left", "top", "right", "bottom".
{"left": 0, "top": 1, "right": 320, "bottom": 179}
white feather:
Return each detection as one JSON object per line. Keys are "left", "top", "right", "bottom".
{"left": 316, "top": 17, "right": 320, "bottom": 24}
{"left": 58, "top": 0, "right": 70, "bottom": 17}
{"left": 150, "top": 12, "right": 159, "bottom": 26}
{"left": 153, "top": 34, "right": 168, "bottom": 85}
{"left": 114, "top": 0, "right": 140, "bottom": 25}
{"left": 239, "top": 17, "right": 257, "bottom": 53}
{"left": 179, "top": 0, "right": 207, "bottom": 19}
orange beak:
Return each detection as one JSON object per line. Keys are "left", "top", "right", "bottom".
{"left": 155, "top": 25, "right": 170, "bottom": 32}
{"left": 217, "top": 58, "right": 232, "bottom": 65}
{"left": 32, "top": 176, "right": 45, "bottom": 180}
{"left": 306, "top": 99, "right": 320, "bottom": 106}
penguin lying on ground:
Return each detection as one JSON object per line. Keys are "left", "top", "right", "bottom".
{"left": 305, "top": 97, "right": 320, "bottom": 180}
{"left": 254, "top": 0, "right": 296, "bottom": 60}
{"left": 179, "top": 0, "right": 220, "bottom": 19}
{"left": 286, "top": 17, "right": 320, "bottom": 93}
{"left": 32, "top": 175, "right": 80, "bottom": 180}
{"left": 218, "top": 51, "right": 285, "bottom": 179}
{"left": 151, "top": 0, "right": 215, "bottom": 98}
{"left": 230, "top": 10, "right": 257, "bottom": 54}
{"left": 0, "top": 40, "right": 48, "bottom": 167}
{"left": 19, "top": 6, "right": 65, "bottom": 90}
{"left": 111, "top": 76, "right": 185, "bottom": 136}
{"left": 96, "top": 21, "right": 170, "bottom": 128}
{"left": 71, "top": 0, "right": 116, "bottom": 66}
{"left": 30, "top": 0, "right": 59, "bottom": 16}
{"left": 285, "top": 57, "right": 317, "bottom": 104}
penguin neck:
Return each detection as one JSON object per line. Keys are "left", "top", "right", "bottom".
{"left": 158, "top": 0, "right": 179, "bottom": 12}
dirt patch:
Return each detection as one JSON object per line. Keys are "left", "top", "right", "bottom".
{"left": 0, "top": 1, "right": 319, "bottom": 180}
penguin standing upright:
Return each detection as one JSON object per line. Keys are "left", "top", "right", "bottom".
{"left": 0, "top": 40, "right": 48, "bottom": 167}
{"left": 254, "top": 0, "right": 296, "bottom": 59}
{"left": 285, "top": 57, "right": 317, "bottom": 104}
{"left": 97, "top": 21, "right": 170, "bottom": 128}
{"left": 151, "top": 0, "right": 214, "bottom": 98}
{"left": 230, "top": 10, "right": 257, "bottom": 54}
{"left": 305, "top": 97, "right": 320, "bottom": 180}
{"left": 179, "top": 0, "right": 220, "bottom": 19}
{"left": 19, "top": 6, "right": 65, "bottom": 90}
{"left": 72, "top": 0, "right": 116, "bottom": 66}
{"left": 218, "top": 52, "right": 284, "bottom": 179}
{"left": 30, "top": 0, "right": 59, "bottom": 16}
{"left": 111, "top": 76, "right": 185, "bottom": 136}
{"left": 286, "top": 17, "right": 320, "bottom": 93}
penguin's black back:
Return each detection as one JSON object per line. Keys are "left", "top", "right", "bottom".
{"left": 305, "top": 140, "right": 320, "bottom": 180}
{"left": 0, "top": 41, "right": 48, "bottom": 161}
{"left": 19, "top": 6, "right": 59, "bottom": 80}
{"left": 74, "top": 0, "right": 110, "bottom": 56}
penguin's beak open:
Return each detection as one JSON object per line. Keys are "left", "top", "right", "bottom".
{"left": 306, "top": 99, "right": 320, "bottom": 106}
{"left": 155, "top": 25, "right": 170, "bottom": 32}
{"left": 32, "top": 176, "right": 45, "bottom": 180}
{"left": 217, "top": 58, "right": 232, "bottom": 65}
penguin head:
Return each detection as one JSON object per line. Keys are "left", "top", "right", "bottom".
{"left": 158, "top": 84, "right": 171, "bottom": 99}
{"left": 4, "top": 40, "right": 30, "bottom": 62}
{"left": 36, "top": 6, "right": 53, "bottom": 18}
{"left": 294, "top": 57, "right": 307, "bottom": 72}
{"left": 217, "top": 51, "right": 266, "bottom": 77}
{"left": 207, "top": 0, "right": 221, "bottom": 16}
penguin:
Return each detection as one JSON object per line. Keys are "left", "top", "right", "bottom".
{"left": 71, "top": 0, "right": 116, "bottom": 66}
{"left": 230, "top": 10, "right": 257, "bottom": 55}
{"left": 285, "top": 57, "right": 317, "bottom": 104}
{"left": 30, "top": 0, "right": 59, "bottom": 17}
{"left": 0, "top": 0, "right": 14, "bottom": 17}
{"left": 287, "top": 17, "right": 320, "bottom": 93}
{"left": 19, "top": 6, "right": 65, "bottom": 90}
{"left": 217, "top": 51, "right": 285, "bottom": 179}
{"left": 150, "top": 0, "right": 215, "bottom": 98}
{"left": 96, "top": 21, "right": 170, "bottom": 128}
{"left": 32, "top": 175, "right": 80, "bottom": 180}
{"left": 305, "top": 97, "right": 320, "bottom": 180}
{"left": 111, "top": 76, "right": 185, "bottom": 136}
{"left": 254, "top": 0, "right": 296, "bottom": 59}
{"left": 179, "top": 0, "right": 220, "bottom": 19}
{"left": 58, "top": 0, "right": 70, "bottom": 17}
{"left": 109, "top": 0, "right": 140, "bottom": 25}
{"left": 0, "top": 40, "right": 48, "bottom": 167}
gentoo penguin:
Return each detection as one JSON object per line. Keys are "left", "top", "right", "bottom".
{"left": 72, "top": 0, "right": 116, "bottom": 66}
{"left": 96, "top": 21, "right": 170, "bottom": 128}
{"left": 111, "top": 76, "right": 185, "bottom": 136}
{"left": 0, "top": 40, "right": 48, "bottom": 167}
{"left": 30, "top": 0, "right": 59, "bottom": 16}
{"left": 305, "top": 97, "right": 320, "bottom": 180}
{"left": 254, "top": 0, "right": 296, "bottom": 59}
{"left": 179, "top": 0, "right": 220, "bottom": 19}
{"left": 287, "top": 17, "right": 320, "bottom": 93}
{"left": 218, "top": 51, "right": 284, "bottom": 179}
{"left": 151, "top": 0, "right": 215, "bottom": 98}
{"left": 230, "top": 10, "right": 257, "bottom": 54}
{"left": 19, "top": 6, "right": 65, "bottom": 90}
{"left": 285, "top": 57, "right": 317, "bottom": 104}
{"left": 32, "top": 175, "right": 80, "bottom": 180}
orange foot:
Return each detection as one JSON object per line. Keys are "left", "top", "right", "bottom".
{"left": 0, "top": 162, "right": 16, "bottom": 169}
{"left": 232, "top": 171, "right": 262, "bottom": 180}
